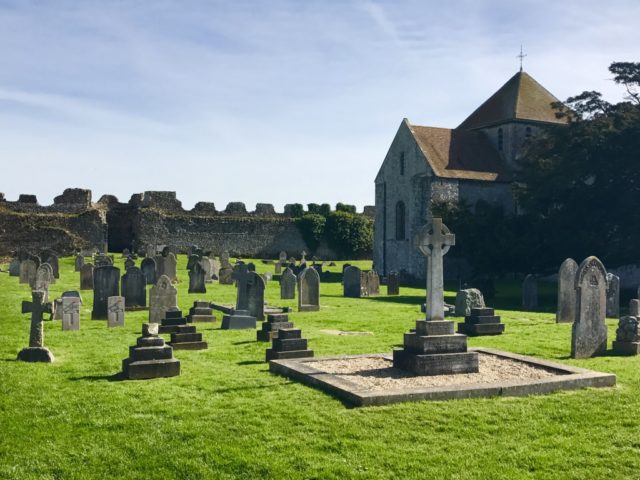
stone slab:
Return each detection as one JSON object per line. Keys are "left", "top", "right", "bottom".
{"left": 17, "top": 347, "right": 55, "bottom": 363}
{"left": 221, "top": 314, "right": 256, "bottom": 330}
{"left": 268, "top": 348, "right": 616, "bottom": 407}
{"left": 612, "top": 341, "right": 640, "bottom": 356}
{"left": 168, "top": 341, "right": 208, "bottom": 350}
{"left": 266, "top": 349, "right": 314, "bottom": 361}
{"left": 393, "top": 350, "right": 478, "bottom": 375}
{"left": 122, "top": 358, "right": 180, "bottom": 380}
{"left": 457, "top": 323, "right": 505, "bottom": 336}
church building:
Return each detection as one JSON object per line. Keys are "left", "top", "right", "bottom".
{"left": 373, "top": 70, "right": 568, "bottom": 280}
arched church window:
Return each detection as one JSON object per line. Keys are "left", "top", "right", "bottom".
{"left": 395, "top": 201, "right": 406, "bottom": 240}
{"left": 525, "top": 126, "right": 532, "bottom": 138}
{"left": 498, "top": 128, "right": 504, "bottom": 151}
{"left": 399, "top": 152, "right": 405, "bottom": 176}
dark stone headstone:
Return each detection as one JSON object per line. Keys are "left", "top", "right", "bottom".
{"left": 188, "top": 262, "right": 207, "bottom": 294}
{"left": 91, "top": 266, "right": 121, "bottom": 320}
{"left": 557, "top": 258, "right": 578, "bottom": 323}
{"left": 74, "top": 255, "right": 85, "bottom": 272}
{"left": 572, "top": 256, "right": 607, "bottom": 359}
{"left": 387, "top": 271, "right": 400, "bottom": 296}
{"left": 298, "top": 267, "right": 320, "bottom": 312}
{"left": 121, "top": 267, "right": 146, "bottom": 309}
{"left": 80, "top": 263, "right": 94, "bottom": 290}
{"left": 280, "top": 268, "right": 296, "bottom": 300}
{"left": 140, "top": 257, "right": 157, "bottom": 285}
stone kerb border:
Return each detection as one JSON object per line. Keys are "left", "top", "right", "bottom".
{"left": 269, "top": 348, "right": 616, "bottom": 407}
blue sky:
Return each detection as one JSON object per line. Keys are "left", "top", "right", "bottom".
{"left": 1, "top": 0, "right": 638, "bottom": 210}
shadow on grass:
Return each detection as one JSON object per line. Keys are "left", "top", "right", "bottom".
{"left": 237, "top": 360, "right": 265, "bottom": 366}
{"left": 69, "top": 372, "right": 125, "bottom": 382}
{"left": 233, "top": 340, "right": 257, "bottom": 346}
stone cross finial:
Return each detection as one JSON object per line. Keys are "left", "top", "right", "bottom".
{"left": 415, "top": 218, "right": 455, "bottom": 321}
{"left": 22, "top": 290, "right": 52, "bottom": 348}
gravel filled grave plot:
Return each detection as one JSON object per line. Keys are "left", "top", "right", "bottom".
{"left": 269, "top": 348, "right": 616, "bottom": 407}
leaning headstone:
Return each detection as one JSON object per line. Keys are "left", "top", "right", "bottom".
{"left": 121, "top": 323, "right": 180, "bottom": 380}
{"left": 188, "top": 262, "right": 207, "bottom": 294}
{"left": 606, "top": 273, "right": 620, "bottom": 318}
{"left": 80, "top": 263, "right": 94, "bottom": 290}
{"left": 18, "top": 291, "right": 54, "bottom": 362}
{"left": 457, "top": 307, "right": 505, "bottom": 336}
{"left": 454, "top": 288, "right": 485, "bottom": 317}
{"left": 19, "top": 259, "right": 37, "bottom": 288}
{"left": 148, "top": 275, "right": 178, "bottom": 323}
{"left": 298, "top": 267, "right": 320, "bottom": 312}
{"left": 121, "top": 267, "right": 146, "bottom": 309}
{"left": 42, "top": 253, "right": 59, "bottom": 279}
{"left": 556, "top": 258, "right": 578, "bottom": 323}
{"left": 343, "top": 266, "right": 363, "bottom": 298}
{"left": 393, "top": 218, "right": 478, "bottom": 375}
{"left": 266, "top": 327, "right": 314, "bottom": 361}
{"left": 366, "top": 270, "right": 380, "bottom": 296}
{"left": 140, "top": 257, "right": 157, "bottom": 285}
{"left": 218, "top": 266, "right": 233, "bottom": 285}
{"left": 9, "top": 258, "right": 21, "bottom": 276}
{"left": 91, "top": 266, "right": 121, "bottom": 320}
{"left": 387, "top": 272, "right": 400, "bottom": 296}
{"left": 612, "top": 316, "right": 640, "bottom": 355}
{"left": 280, "top": 268, "right": 296, "bottom": 300}
{"left": 74, "top": 255, "right": 85, "bottom": 272}
{"left": 257, "top": 313, "right": 295, "bottom": 342}
{"left": 522, "top": 274, "right": 538, "bottom": 311}
{"left": 571, "top": 256, "right": 608, "bottom": 359}
{"left": 107, "top": 296, "right": 125, "bottom": 327}
{"left": 61, "top": 297, "right": 81, "bottom": 331}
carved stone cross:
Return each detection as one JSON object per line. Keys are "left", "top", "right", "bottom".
{"left": 415, "top": 218, "right": 455, "bottom": 321}
{"left": 22, "top": 290, "right": 53, "bottom": 348}
{"left": 232, "top": 264, "right": 252, "bottom": 311}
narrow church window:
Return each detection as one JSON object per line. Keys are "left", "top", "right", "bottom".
{"left": 498, "top": 128, "right": 504, "bottom": 151}
{"left": 525, "top": 126, "right": 532, "bottom": 138}
{"left": 399, "top": 152, "right": 405, "bottom": 176}
{"left": 395, "top": 201, "right": 406, "bottom": 240}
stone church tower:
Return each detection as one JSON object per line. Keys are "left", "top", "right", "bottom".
{"left": 374, "top": 70, "right": 568, "bottom": 280}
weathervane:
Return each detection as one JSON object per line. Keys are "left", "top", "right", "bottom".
{"left": 517, "top": 45, "right": 527, "bottom": 72}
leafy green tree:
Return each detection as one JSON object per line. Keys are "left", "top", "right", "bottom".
{"left": 296, "top": 214, "right": 326, "bottom": 252}
{"left": 335, "top": 203, "right": 356, "bottom": 214}
{"left": 325, "top": 211, "right": 373, "bottom": 259}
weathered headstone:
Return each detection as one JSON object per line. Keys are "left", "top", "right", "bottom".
{"left": 298, "top": 267, "right": 320, "bottom": 312}
{"left": 140, "top": 257, "right": 157, "bottom": 285}
{"left": 522, "top": 274, "right": 538, "bottom": 311}
{"left": 387, "top": 271, "right": 400, "bottom": 296}
{"left": 94, "top": 254, "right": 113, "bottom": 267}
{"left": 9, "top": 258, "right": 21, "bottom": 276}
{"left": 454, "top": 288, "right": 485, "bottom": 317}
{"left": 91, "top": 266, "right": 121, "bottom": 320}
{"left": 630, "top": 299, "right": 640, "bottom": 317}
{"left": 74, "top": 255, "right": 85, "bottom": 272}
{"left": 606, "top": 273, "right": 620, "bottom": 318}
{"left": 365, "top": 270, "right": 380, "bottom": 296}
{"left": 42, "top": 252, "right": 59, "bottom": 279}
{"left": 124, "top": 257, "right": 135, "bottom": 271}
{"left": 121, "top": 267, "right": 146, "bottom": 309}
{"left": 121, "top": 323, "right": 180, "bottom": 380}
{"left": 35, "top": 264, "right": 52, "bottom": 296}
{"left": 148, "top": 275, "right": 178, "bottom": 323}
{"left": 19, "top": 259, "right": 37, "bottom": 288}
{"left": 186, "top": 254, "right": 200, "bottom": 271}
{"left": 571, "top": 256, "right": 608, "bottom": 359}
{"left": 280, "top": 268, "right": 296, "bottom": 299}
{"left": 279, "top": 251, "right": 287, "bottom": 263}
{"left": 107, "top": 296, "right": 125, "bottom": 327}
{"left": 18, "top": 291, "right": 54, "bottom": 362}
{"left": 162, "top": 252, "right": 177, "bottom": 283}
{"left": 612, "top": 315, "right": 639, "bottom": 355}
{"left": 556, "top": 258, "right": 578, "bottom": 323}
{"left": 220, "top": 251, "right": 231, "bottom": 267}
{"left": 393, "top": 218, "right": 478, "bottom": 375}
{"left": 80, "top": 263, "right": 94, "bottom": 290}
{"left": 210, "top": 258, "right": 221, "bottom": 280}
{"left": 343, "top": 266, "right": 363, "bottom": 298}
{"left": 61, "top": 297, "right": 81, "bottom": 331}
{"left": 221, "top": 267, "right": 262, "bottom": 329}
{"left": 200, "top": 257, "right": 213, "bottom": 283}
{"left": 218, "top": 266, "right": 233, "bottom": 285}
{"left": 274, "top": 262, "right": 282, "bottom": 274}
{"left": 188, "top": 262, "right": 207, "bottom": 294}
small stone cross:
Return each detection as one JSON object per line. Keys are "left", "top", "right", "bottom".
{"left": 22, "top": 290, "right": 52, "bottom": 348}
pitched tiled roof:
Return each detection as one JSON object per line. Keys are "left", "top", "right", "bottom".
{"left": 407, "top": 122, "right": 510, "bottom": 182}
{"left": 458, "top": 71, "right": 568, "bottom": 129}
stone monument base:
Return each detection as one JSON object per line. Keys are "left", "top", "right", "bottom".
{"left": 392, "top": 350, "right": 478, "bottom": 375}
{"left": 17, "top": 347, "right": 55, "bottom": 363}
{"left": 168, "top": 325, "right": 208, "bottom": 350}
{"left": 122, "top": 358, "right": 181, "bottom": 379}
{"left": 457, "top": 308, "right": 505, "bottom": 336}
{"left": 612, "top": 341, "right": 640, "bottom": 355}
{"left": 221, "top": 310, "right": 256, "bottom": 330}
{"left": 265, "top": 328, "right": 314, "bottom": 361}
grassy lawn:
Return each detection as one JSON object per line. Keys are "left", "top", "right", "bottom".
{"left": 0, "top": 255, "right": 638, "bottom": 480}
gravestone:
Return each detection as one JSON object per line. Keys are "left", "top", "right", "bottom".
{"left": 200, "top": 257, "right": 213, "bottom": 283}
{"left": 630, "top": 299, "right": 640, "bottom": 317}
{"left": 366, "top": 271, "right": 380, "bottom": 296}
{"left": 220, "top": 251, "right": 231, "bottom": 267}
{"left": 74, "top": 255, "right": 84, "bottom": 272}
{"left": 454, "top": 289, "right": 485, "bottom": 317}
{"left": 91, "top": 266, "right": 121, "bottom": 320}
{"left": 522, "top": 275, "right": 538, "bottom": 311}
{"left": 280, "top": 268, "right": 296, "bottom": 299}
{"left": 18, "top": 291, "right": 54, "bottom": 362}
{"left": 343, "top": 266, "right": 363, "bottom": 298}
{"left": 187, "top": 300, "right": 216, "bottom": 323}
{"left": 107, "top": 296, "right": 125, "bottom": 327}
{"left": 257, "top": 313, "right": 295, "bottom": 342}
{"left": 298, "top": 267, "right": 320, "bottom": 312}
{"left": 221, "top": 267, "right": 262, "bottom": 329}
{"left": 121, "top": 267, "right": 146, "bottom": 309}
{"left": 145, "top": 244, "right": 156, "bottom": 258}
{"left": 19, "top": 259, "right": 37, "bottom": 288}
{"left": 556, "top": 258, "right": 578, "bottom": 323}
{"left": 80, "top": 263, "right": 94, "bottom": 290}
{"left": 161, "top": 253, "right": 177, "bottom": 283}
{"left": 42, "top": 253, "right": 59, "bottom": 279}
{"left": 35, "top": 264, "right": 52, "bottom": 296}
{"left": 188, "top": 262, "right": 207, "bottom": 294}
{"left": 247, "top": 262, "right": 256, "bottom": 272}
{"left": 148, "top": 275, "right": 178, "bottom": 323}
{"left": 393, "top": 218, "right": 478, "bottom": 375}
{"left": 124, "top": 258, "right": 135, "bottom": 271}
{"left": 261, "top": 271, "right": 272, "bottom": 283}
{"left": 121, "top": 323, "right": 180, "bottom": 380}
{"left": 266, "top": 327, "right": 314, "bottom": 361}
{"left": 612, "top": 315, "right": 639, "bottom": 355}
{"left": 218, "top": 266, "right": 233, "bottom": 285}
{"left": 274, "top": 262, "right": 282, "bottom": 274}
{"left": 606, "top": 273, "right": 620, "bottom": 318}
{"left": 279, "top": 251, "right": 287, "bottom": 264}
{"left": 94, "top": 254, "right": 113, "bottom": 267}
{"left": 387, "top": 271, "right": 400, "bottom": 296}
{"left": 61, "top": 297, "right": 81, "bottom": 331}
{"left": 140, "top": 257, "right": 157, "bottom": 285}
{"left": 210, "top": 258, "right": 221, "bottom": 280}
{"left": 246, "top": 272, "right": 266, "bottom": 321}
{"left": 9, "top": 258, "right": 21, "bottom": 276}
{"left": 186, "top": 254, "right": 200, "bottom": 271}
{"left": 457, "top": 307, "right": 505, "bottom": 336}
{"left": 162, "top": 245, "right": 177, "bottom": 257}
{"left": 571, "top": 256, "right": 608, "bottom": 359}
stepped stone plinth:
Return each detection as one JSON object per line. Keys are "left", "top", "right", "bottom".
{"left": 187, "top": 300, "right": 216, "bottom": 323}
{"left": 457, "top": 307, "right": 505, "bottom": 336}
{"left": 266, "top": 328, "right": 314, "bottom": 361}
{"left": 257, "top": 313, "right": 294, "bottom": 342}
{"left": 168, "top": 324, "right": 208, "bottom": 350}
{"left": 158, "top": 307, "right": 188, "bottom": 334}
{"left": 122, "top": 323, "right": 180, "bottom": 380}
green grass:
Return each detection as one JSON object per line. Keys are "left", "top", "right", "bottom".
{"left": 0, "top": 256, "right": 638, "bottom": 480}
